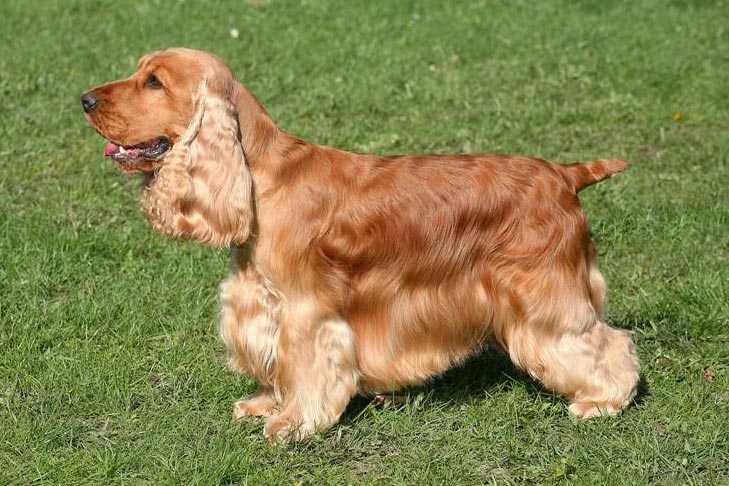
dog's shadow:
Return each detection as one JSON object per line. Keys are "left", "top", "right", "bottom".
{"left": 342, "top": 349, "right": 537, "bottom": 422}
{"left": 343, "top": 341, "right": 649, "bottom": 423}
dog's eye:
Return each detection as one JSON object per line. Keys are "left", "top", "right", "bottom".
{"left": 145, "top": 74, "right": 163, "bottom": 89}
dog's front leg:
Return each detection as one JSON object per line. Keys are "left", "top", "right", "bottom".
{"left": 219, "top": 265, "right": 281, "bottom": 419}
{"left": 264, "top": 302, "right": 359, "bottom": 443}
{"left": 233, "top": 386, "right": 279, "bottom": 420}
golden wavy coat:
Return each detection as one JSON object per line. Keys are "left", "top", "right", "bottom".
{"left": 83, "top": 48, "right": 640, "bottom": 442}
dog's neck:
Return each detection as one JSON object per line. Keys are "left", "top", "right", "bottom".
{"left": 232, "top": 82, "right": 281, "bottom": 166}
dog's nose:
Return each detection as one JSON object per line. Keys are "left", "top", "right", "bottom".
{"left": 81, "top": 92, "right": 100, "bottom": 113}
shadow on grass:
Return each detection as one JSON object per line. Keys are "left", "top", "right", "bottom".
{"left": 342, "top": 336, "right": 650, "bottom": 423}
{"left": 342, "top": 349, "right": 544, "bottom": 423}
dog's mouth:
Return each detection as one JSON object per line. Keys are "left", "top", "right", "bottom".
{"left": 104, "top": 137, "right": 171, "bottom": 171}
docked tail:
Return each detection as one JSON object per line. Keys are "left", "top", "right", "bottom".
{"left": 559, "top": 158, "right": 628, "bottom": 193}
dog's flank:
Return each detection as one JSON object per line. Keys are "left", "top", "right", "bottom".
{"left": 82, "top": 47, "right": 640, "bottom": 443}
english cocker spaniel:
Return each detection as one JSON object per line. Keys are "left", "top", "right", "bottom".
{"left": 82, "top": 48, "right": 640, "bottom": 443}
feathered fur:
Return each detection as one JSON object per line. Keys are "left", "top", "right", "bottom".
{"left": 83, "top": 48, "right": 640, "bottom": 443}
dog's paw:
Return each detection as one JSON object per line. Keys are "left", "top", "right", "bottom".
{"left": 232, "top": 394, "right": 279, "bottom": 421}
{"left": 568, "top": 401, "right": 621, "bottom": 419}
{"left": 263, "top": 414, "right": 313, "bottom": 444}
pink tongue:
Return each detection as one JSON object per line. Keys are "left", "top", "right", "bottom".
{"left": 104, "top": 142, "right": 119, "bottom": 156}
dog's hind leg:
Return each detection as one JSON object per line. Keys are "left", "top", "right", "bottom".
{"left": 587, "top": 241, "right": 607, "bottom": 319}
{"left": 509, "top": 322, "right": 640, "bottom": 418}
{"left": 501, "top": 277, "right": 639, "bottom": 418}
{"left": 562, "top": 321, "right": 640, "bottom": 418}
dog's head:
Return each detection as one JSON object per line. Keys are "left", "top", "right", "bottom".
{"left": 82, "top": 48, "right": 237, "bottom": 174}
{"left": 82, "top": 48, "right": 255, "bottom": 247}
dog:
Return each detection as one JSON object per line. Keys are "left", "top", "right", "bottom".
{"left": 82, "top": 48, "right": 640, "bottom": 442}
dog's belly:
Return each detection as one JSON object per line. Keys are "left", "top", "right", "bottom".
{"left": 347, "top": 273, "right": 492, "bottom": 393}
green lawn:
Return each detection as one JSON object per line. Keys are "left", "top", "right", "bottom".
{"left": 1, "top": 0, "right": 728, "bottom": 483}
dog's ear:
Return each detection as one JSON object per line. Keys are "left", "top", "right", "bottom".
{"left": 140, "top": 78, "right": 255, "bottom": 247}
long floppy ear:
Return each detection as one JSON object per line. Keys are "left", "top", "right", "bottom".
{"left": 140, "top": 79, "right": 255, "bottom": 247}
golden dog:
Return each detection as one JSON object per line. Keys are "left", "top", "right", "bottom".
{"left": 82, "top": 48, "right": 640, "bottom": 442}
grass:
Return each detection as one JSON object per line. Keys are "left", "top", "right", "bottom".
{"left": 1, "top": 0, "right": 728, "bottom": 483}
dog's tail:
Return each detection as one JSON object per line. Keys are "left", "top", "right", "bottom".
{"left": 559, "top": 158, "right": 628, "bottom": 193}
